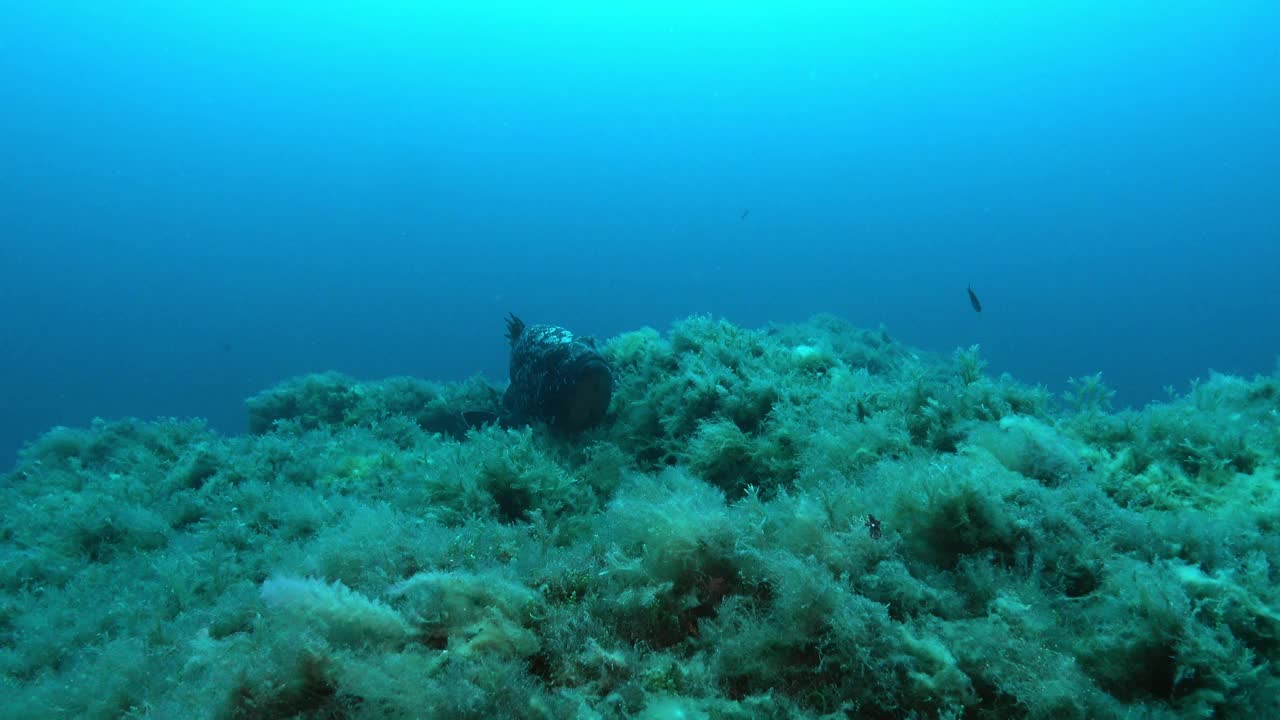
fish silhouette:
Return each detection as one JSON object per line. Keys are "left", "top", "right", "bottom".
{"left": 967, "top": 286, "right": 982, "bottom": 313}
{"left": 501, "top": 313, "right": 613, "bottom": 433}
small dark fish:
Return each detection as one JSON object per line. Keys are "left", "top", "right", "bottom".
{"left": 967, "top": 285, "right": 983, "bottom": 313}
{"left": 865, "top": 514, "right": 883, "bottom": 540}
{"left": 855, "top": 399, "right": 869, "bottom": 422}
{"left": 740, "top": 209, "right": 750, "bottom": 221}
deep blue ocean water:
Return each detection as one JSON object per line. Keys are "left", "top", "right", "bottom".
{"left": 2, "top": 2, "right": 1277, "bottom": 468}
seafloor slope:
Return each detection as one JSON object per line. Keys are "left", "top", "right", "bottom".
{"left": 1, "top": 315, "right": 1277, "bottom": 719}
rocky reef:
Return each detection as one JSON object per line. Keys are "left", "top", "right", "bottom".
{"left": 2, "top": 314, "right": 1277, "bottom": 719}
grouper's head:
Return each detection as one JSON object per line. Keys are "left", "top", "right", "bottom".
{"left": 549, "top": 349, "right": 612, "bottom": 432}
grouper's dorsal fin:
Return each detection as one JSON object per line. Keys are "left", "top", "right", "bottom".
{"left": 505, "top": 312, "right": 526, "bottom": 346}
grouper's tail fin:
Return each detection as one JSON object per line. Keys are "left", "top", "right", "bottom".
{"left": 461, "top": 410, "right": 504, "bottom": 431}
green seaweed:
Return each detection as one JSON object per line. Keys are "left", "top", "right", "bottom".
{"left": 2, "top": 315, "right": 1278, "bottom": 719}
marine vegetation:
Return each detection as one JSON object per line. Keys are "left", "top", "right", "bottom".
{"left": 1, "top": 314, "right": 1278, "bottom": 719}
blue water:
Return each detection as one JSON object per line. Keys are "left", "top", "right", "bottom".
{"left": 2, "top": 2, "right": 1277, "bottom": 468}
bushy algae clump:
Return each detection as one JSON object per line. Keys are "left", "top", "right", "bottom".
{"left": 1, "top": 314, "right": 1278, "bottom": 719}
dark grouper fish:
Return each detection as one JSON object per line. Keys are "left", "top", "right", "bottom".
{"left": 500, "top": 313, "right": 613, "bottom": 432}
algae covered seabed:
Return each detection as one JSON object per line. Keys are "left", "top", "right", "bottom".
{"left": 2, "top": 315, "right": 1278, "bottom": 719}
